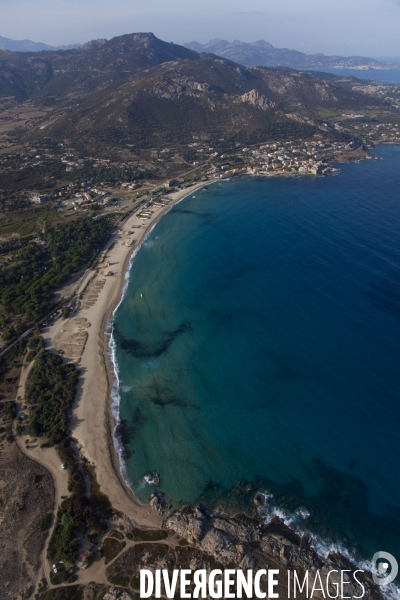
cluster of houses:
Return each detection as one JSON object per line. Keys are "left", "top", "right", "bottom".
{"left": 31, "top": 194, "right": 50, "bottom": 204}
{"left": 202, "top": 140, "right": 347, "bottom": 179}
{"left": 31, "top": 182, "right": 112, "bottom": 210}
{"left": 242, "top": 140, "right": 347, "bottom": 175}
{"left": 27, "top": 138, "right": 359, "bottom": 212}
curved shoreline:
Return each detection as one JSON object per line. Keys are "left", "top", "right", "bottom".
{"left": 37, "top": 165, "right": 399, "bottom": 598}
{"left": 97, "top": 167, "right": 398, "bottom": 585}
{"left": 42, "top": 180, "right": 213, "bottom": 528}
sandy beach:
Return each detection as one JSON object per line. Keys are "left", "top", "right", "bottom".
{"left": 42, "top": 181, "right": 208, "bottom": 528}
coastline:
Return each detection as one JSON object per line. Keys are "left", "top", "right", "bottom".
{"left": 43, "top": 180, "right": 211, "bottom": 528}
{"left": 49, "top": 155, "right": 373, "bottom": 523}
{"left": 44, "top": 149, "right": 399, "bottom": 562}
{"left": 30, "top": 152, "right": 400, "bottom": 597}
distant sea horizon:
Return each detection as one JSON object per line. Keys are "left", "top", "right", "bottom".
{"left": 112, "top": 145, "right": 400, "bottom": 572}
{"left": 303, "top": 66, "right": 400, "bottom": 84}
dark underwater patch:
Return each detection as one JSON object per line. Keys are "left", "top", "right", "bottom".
{"left": 150, "top": 394, "right": 191, "bottom": 407}
{"left": 141, "top": 380, "right": 197, "bottom": 408}
{"left": 115, "top": 408, "right": 148, "bottom": 459}
{"left": 115, "top": 419, "right": 134, "bottom": 459}
{"left": 170, "top": 208, "right": 213, "bottom": 219}
{"left": 114, "top": 321, "right": 192, "bottom": 358}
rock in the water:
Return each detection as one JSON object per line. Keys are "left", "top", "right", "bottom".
{"left": 254, "top": 492, "right": 267, "bottom": 506}
{"left": 150, "top": 496, "right": 159, "bottom": 510}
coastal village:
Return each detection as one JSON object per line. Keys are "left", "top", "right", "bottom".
{"left": 0, "top": 136, "right": 378, "bottom": 220}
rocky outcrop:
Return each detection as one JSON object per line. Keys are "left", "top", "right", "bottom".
{"left": 200, "top": 528, "right": 237, "bottom": 563}
{"left": 238, "top": 89, "right": 275, "bottom": 109}
{"left": 163, "top": 507, "right": 382, "bottom": 598}
{"left": 98, "top": 505, "right": 384, "bottom": 600}
{"left": 149, "top": 76, "right": 213, "bottom": 100}
{"left": 213, "top": 517, "right": 261, "bottom": 543}
{"left": 165, "top": 508, "right": 205, "bottom": 542}
{"left": 150, "top": 491, "right": 166, "bottom": 511}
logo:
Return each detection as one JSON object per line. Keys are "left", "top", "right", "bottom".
{"left": 372, "top": 552, "right": 398, "bottom": 586}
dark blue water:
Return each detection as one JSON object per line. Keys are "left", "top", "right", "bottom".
{"left": 304, "top": 67, "right": 400, "bottom": 84}
{"left": 113, "top": 145, "right": 400, "bottom": 563}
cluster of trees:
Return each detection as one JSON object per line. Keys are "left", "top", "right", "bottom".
{"left": 47, "top": 438, "right": 110, "bottom": 565}
{"left": 0, "top": 235, "right": 37, "bottom": 257}
{"left": 0, "top": 215, "right": 112, "bottom": 339}
{"left": 0, "top": 400, "right": 17, "bottom": 420}
{"left": 46, "top": 215, "right": 111, "bottom": 275}
{"left": 26, "top": 350, "right": 78, "bottom": 444}
{"left": 0, "top": 157, "right": 67, "bottom": 192}
{"left": 26, "top": 347, "right": 109, "bottom": 565}
{"left": 47, "top": 510, "right": 78, "bottom": 565}
{"left": 72, "top": 161, "right": 149, "bottom": 185}
{"left": 0, "top": 190, "right": 31, "bottom": 212}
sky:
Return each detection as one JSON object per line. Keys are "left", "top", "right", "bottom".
{"left": 2, "top": 0, "right": 400, "bottom": 58}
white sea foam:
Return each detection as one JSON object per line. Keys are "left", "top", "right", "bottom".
{"left": 108, "top": 223, "right": 162, "bottom": 486}
{"left": 257, "top": 490, "right": 400, "bottom": 600}
{"left": 296, "top": 506, "right": 311, "bottom": 520}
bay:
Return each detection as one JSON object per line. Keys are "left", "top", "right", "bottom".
{"left": 113, "top": 145, "right": 400, "bottom": 561}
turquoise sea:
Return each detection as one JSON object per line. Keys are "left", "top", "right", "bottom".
{"left": 112, "top": 145, "right": 400, "bottom": 564}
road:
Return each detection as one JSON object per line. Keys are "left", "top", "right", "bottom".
{"left": 0, "top": 326, "right": 34, "bottom": 359}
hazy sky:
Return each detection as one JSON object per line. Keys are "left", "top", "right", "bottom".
{"left": 2, "top": 0, "right": 400, "bottom": 58}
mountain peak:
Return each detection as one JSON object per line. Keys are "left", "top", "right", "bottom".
{"left": 0, "top": 32, "right": 201, "bottom": 99}
{"left": 252, "top": 40, "right": 275, "bottom": 49}
{"left": 184, "top": 39, "right": 231, "bottom": 54}
{"left": 79, "top": 38, "right": 107, "bottom": 50}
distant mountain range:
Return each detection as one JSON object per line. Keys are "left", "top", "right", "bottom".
{"left": 0, "top": 31, "right": 395, "bottom": 158}
{"left": 0, "top": 35, "right": 80, "bottom": 52}
{"left": 0, "top": 31, "right": 383, "bottom": 155}
{"left": 2, "top": 33, "right": 396, "bottom": 70}
{"left": 184, "top": 39, "right": 397, "bottom": 70}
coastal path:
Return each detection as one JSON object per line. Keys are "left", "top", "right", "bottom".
{"left": 13, "top": 354, "right": 70, "bottom": 593}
